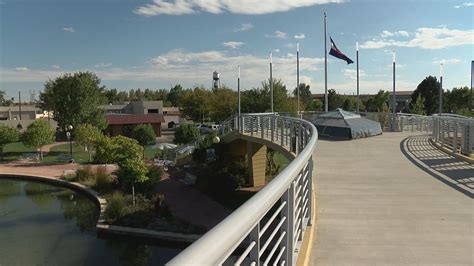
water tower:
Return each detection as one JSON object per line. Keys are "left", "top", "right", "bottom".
{"left": 212, "top": 71, "right": 220, "bottom": 89}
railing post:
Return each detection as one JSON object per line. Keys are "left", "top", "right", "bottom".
{"left": 284, "top": 183, "right": 295, "bottom": 265}
{"left": 453, "top": 121, "right": 458, "bottom": 154}
{"left": 281, "top": 118, "right": 284, "bottom": 146}
{"left": 249, "top": 224, "right": 261, "bottom": 266}
{"left": 260, "top": 117, "right": 264, "bottom": 139}
{"left": 307, "top": 157, "right": 313, "bottom": 226}
{"left": 271, "top": 116, "right": 275, "bottom": 142}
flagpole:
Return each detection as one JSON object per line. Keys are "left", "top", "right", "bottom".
{"left": 392, "top": 51, "right": 396, "bottom": 131}
{"left": 297, "top": 42, "right": 300, "bottom": 116}
{"left": 270, "top": 52, "right": 273, "bottom": 113}
{"left": 356, "top": 42, "right": 359, "bottom": 113}
{"left": 324, "top": 12, "right": 328, "bottom": 112}
{"left": 439, "top": 63, "right": 443, "bottom": 115}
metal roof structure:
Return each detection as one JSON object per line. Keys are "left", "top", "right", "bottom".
{"left": 312, "top": 108, "right": 382, "bottom": 139}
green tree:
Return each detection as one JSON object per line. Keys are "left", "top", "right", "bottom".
{"left": 411, "top": 76, "right": 440, "bottom": 115}
{"left": 262, "top": 79, "right": 294, "bottom": 112}
{"left": 168, "top": 84, "right": 184, "bottom": 107}
{"left": 210, "top": 87, "right": 237, "bottom": 122}
{"left": 327, "top": 89, "right": 345, "bottom": 110}
{"left": 0, "top": 91, "right": 13, "bottom": 106}
{"left": 444, "top": 86, "right": 472, "bottom": 115}
{"left": 292, "top": 83, "right": 312, "bottom": 111}
{"left": 410, "top": 94, "right": 426, "bottom": 115}
{"left": 131, "top": 124, "right": 156, "bottom": 158}
{"left": 0, "top": 124, "right": 19, "bottom": 160}
{"left": 94, "top": 136, "right": 118, "bottom": 165}
{"left": 365, "top": 90, "right": 390, "bottom": 112}
{"left": 75, "top": 124, "right": 104, "bottom": 162}
{"left": 21, "top": 120, "right": 55, "bottom": 160}
{"left": 241, "top": 87, "right": 269, "bottom": 113}
{"left": 174, "top": 124, "right": 200, "bottom": 145}
{"left": 307, "top": 99, "right": 323, "bottom": 111}
{"left": 342, "top": 97, "right": 356, "bottom": 111}
{"left": 180, "top": 87, "right": 212, "bottom": 123}
{"left": 39, "top": 72, "right": 107, "bottom": 130}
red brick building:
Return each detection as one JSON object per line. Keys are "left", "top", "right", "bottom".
{"left": 105, "top": 114, "right": 165, "bottom": 137}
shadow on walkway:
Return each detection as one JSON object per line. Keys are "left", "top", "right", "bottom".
{"left": 401, "top": 135, "right": 473, "bottom": 198}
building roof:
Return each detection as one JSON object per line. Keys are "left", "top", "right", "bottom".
{"left": 0, "top": 105, "right": 39, "bottom": 112}
{"left": 99, "top": 104, "right": 127, "bottom": 110}
{"left": 312, "top": 90, "right": 414, "bottom": 99}
{"left": 106, "top": 114, "right": 165, "bottom": 125}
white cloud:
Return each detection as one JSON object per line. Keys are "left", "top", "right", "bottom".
{"left": 234, "top": 23, "right": 254, "bottom": 32}
{"left": 433, "top": 58, "right": 461, "bottom": 65}
{"left": 1, "top": 50, "right": 325, "bottom": 92}
{"left": 52, "top": 65, "right": 60, "bottom": 69}
{"left": 361, "top": 27, "right": 474, "bottom": 49}
{"left": 14, "top": 67, "right": 30, "bottom": 72}
{"left": 273, "top": 49, "right": 280, "bottom": 53}
{"left": 454, "top": 2, "right": 474, "bottom": 8}
{"left": 62, "top": 27, "right": 75, "bottom": 33}
{"left": 95, "top": 62, "right": 113, "bottom": 68}
{"left": 223, "top": 41, "right": 245, "bottom": 49}
{"left": 294, "top": 33, "right": 305, "bottom": 39}
{"left": 266, "top": 30, "right": 287, "bottom": 39}
{"left": 380, "top": 30, "right": 409, "bottom": 38}
{"left": 343, "top": 68, "right": 366, "bottom": 80}
{"left": 134, "top": 0, "right": 345, "bottom": 16}
{"left": 151, "top": 56, "right": 169, "bottom": 65}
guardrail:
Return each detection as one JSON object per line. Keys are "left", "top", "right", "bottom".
{"left": 432, "top": 116, "right": 474, "bottom": 156}
{"left": 168, "top": 113, "right": 318, "bottom": 265}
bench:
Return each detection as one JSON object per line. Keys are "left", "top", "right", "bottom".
{"left": 58, "top": 154, "right": 74, "bottom": 163}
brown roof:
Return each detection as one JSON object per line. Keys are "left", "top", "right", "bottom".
{"left": 106, "top": 114, "right": 165, "bottom": 125}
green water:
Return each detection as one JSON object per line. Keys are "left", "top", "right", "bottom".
{"left": 0, "top": 178, "right": 180, "bottom": 266}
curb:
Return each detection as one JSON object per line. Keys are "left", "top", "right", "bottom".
{"left": 296, "top": 186, "right": 318, "bottom": 266}
{"left": 429, "top": 138, "right": 473, "bottom": 164}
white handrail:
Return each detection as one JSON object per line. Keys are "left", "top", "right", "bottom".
{"left": 168, "top": 114, "right": 318, "bottom": 265}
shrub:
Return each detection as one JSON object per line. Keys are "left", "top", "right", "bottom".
{"left": 134, "top": 164, "right": 162, "bottom": 196}
{"left": 74, "top": 166, "right": 116, "bottom": 193}
{"left": 104, "top": 192, "right": 129, "bottom": 222}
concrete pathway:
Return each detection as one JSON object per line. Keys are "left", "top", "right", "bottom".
{"left": 312, "top": 132, "right": 473, "bottom": 265}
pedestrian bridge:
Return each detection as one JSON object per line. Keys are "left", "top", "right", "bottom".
{"left": 168, "top": 113, "right": 473, "bottom": 265}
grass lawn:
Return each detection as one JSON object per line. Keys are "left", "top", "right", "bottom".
{"left": 144, "top": 146, "right": 162, "bottom": 160}
{"left": 42, "top": 143, "right": 90, "bottom": 163}
{"left": 1, "top": 142, "right": 37, "bottom": 162}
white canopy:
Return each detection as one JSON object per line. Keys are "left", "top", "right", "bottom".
{"left": 151, "top": 143, "right": 177, "bottom": 150}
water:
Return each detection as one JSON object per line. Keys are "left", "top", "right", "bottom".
{"left": 0, "top": 178, "right": 180, "bottom": 266}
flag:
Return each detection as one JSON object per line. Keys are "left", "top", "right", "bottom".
{"left": 329, "top": 37, "right": 354, "bottom": 64}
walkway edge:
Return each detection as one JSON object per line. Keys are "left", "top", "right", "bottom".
{"left": 400, "top": 137, "right": 473, "bottom": 198}
{"left": 296, "top": 185, "right": 318, "bottom": 266}
{"left": 429, "top": 138, "right": 474, "bottom": 164}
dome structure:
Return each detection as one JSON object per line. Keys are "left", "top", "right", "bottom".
{"left": 312, "top": 108, "right": 382, "bottom": 139}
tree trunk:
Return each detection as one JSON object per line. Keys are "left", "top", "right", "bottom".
{"left": 39, "top": 147, "right": 43, "bottom": 160}
{"left": 1, "top": 146, "right": 3, "bottom": 161}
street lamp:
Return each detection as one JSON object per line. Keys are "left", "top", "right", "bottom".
{"left": 66, "top": 125, "right": 73, "bottom": 157}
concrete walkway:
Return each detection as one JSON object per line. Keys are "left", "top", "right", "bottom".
{"left": 312, "top": 132, "right": 473, "bottom": 265}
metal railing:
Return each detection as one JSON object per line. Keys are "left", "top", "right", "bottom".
{"left": 168, "top": 113, "right": 318, "bottom": 265}
{"left": 432, "top": 116, "right": 474, "bottom": 156}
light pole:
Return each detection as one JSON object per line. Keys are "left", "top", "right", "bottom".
{"left": 392, "top": 51, "right": 396, "bottom": 131}
{"left": 66, "top": 125, "right": 73, "bottom": 157}
{"left": 439, "top": 63, "right": 443, "bottom": 115}
{"left": 270, "top": 52, "right": 273, "bottom": 113}
{"left": 297, "top": 42, "right": 300, "bottom": 116}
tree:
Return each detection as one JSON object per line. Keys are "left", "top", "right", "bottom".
{"left": 0, "top": 125, "right": 19, "bottom": 160}
{"left": 410, "top": 94, "right": 426, "bottom": 115}
{"left": 131, "top": 124, "right": 156, "bottom": 158}
{"left": 0, "top": 91, "right": 13, "bottom": 106}
{"left": 21, "top": 120, "right": 55, "bottom": 160}
{"left": 75, "top": 124, "right": 104, "bottom": 162}
{"left": 262, "top": 79, "right": 295, "bottom": 112}
{"left": 444, "top": 86, "right": 472, "bottom": 115}
{"left": 307, "top": 99, "right": 323, "bottom": 111}
{"left": 39, "top": 72, "right": 107, "bottom": 130}
{"left": 168, "top": 84, "right": 184, "bottom": 107}
{"left": 94, "top": 136, "right": 118, "bottom": 165}
{"left": 241, "top": 87, "right": 269, "bottom": 113}
{"left": 365, "top": 90, "right": 390, "bottom": 112}
{"left": 292, "top": 83, "right": 312, "bottom": 111}
{"left": 210, "top": 87, "right": 237, "bottom": 122}
{"left": 342, "top": 97, "right": 356, "bottom": 111}
{"left": 411, "top": 76, "right": 439, "bottom": 115}
{"left": 327, "top": 89, "right": 345, "bottom": 110}
{"left": 174, "top": 124, "right": 200, "bottom": 145}
{"left": 180, "top": 87, "right": 212, "bottom": 123}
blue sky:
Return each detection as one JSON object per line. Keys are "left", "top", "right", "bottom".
{"left": 1, "top": 0, "right": 473, "bottom": 100}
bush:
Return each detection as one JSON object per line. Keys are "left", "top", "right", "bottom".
{"left": 174, "top": 124, "right": 199, "bottom": 144}
{"left": 134, "top": 165, "right": 162, "bottom": 196}
{"left": 104, "top": 192, "right": 129, "bottom": 222}
{"left": 74, "top": 166, "right": 116, "bottom": 193}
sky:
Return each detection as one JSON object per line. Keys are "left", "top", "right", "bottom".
{"left": 0, "top": 0, "right": 473, "bottom": 100}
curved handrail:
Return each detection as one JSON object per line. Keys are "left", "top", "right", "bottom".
{"left": 168, "top": 114, "right": 318, "bottom": 265}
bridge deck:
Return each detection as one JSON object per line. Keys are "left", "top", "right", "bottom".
{"left": 312, "top": 132, "right": 472, "bottom": 265}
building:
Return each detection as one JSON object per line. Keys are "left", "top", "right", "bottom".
{"left": 99, "top": 100, "right": 163, "bottom": 115}
{"left": 105, "top": 114, "right": 165, "bottom": 137}
{"left": 0, "top": 105, "right": 42, "bottom": 120}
